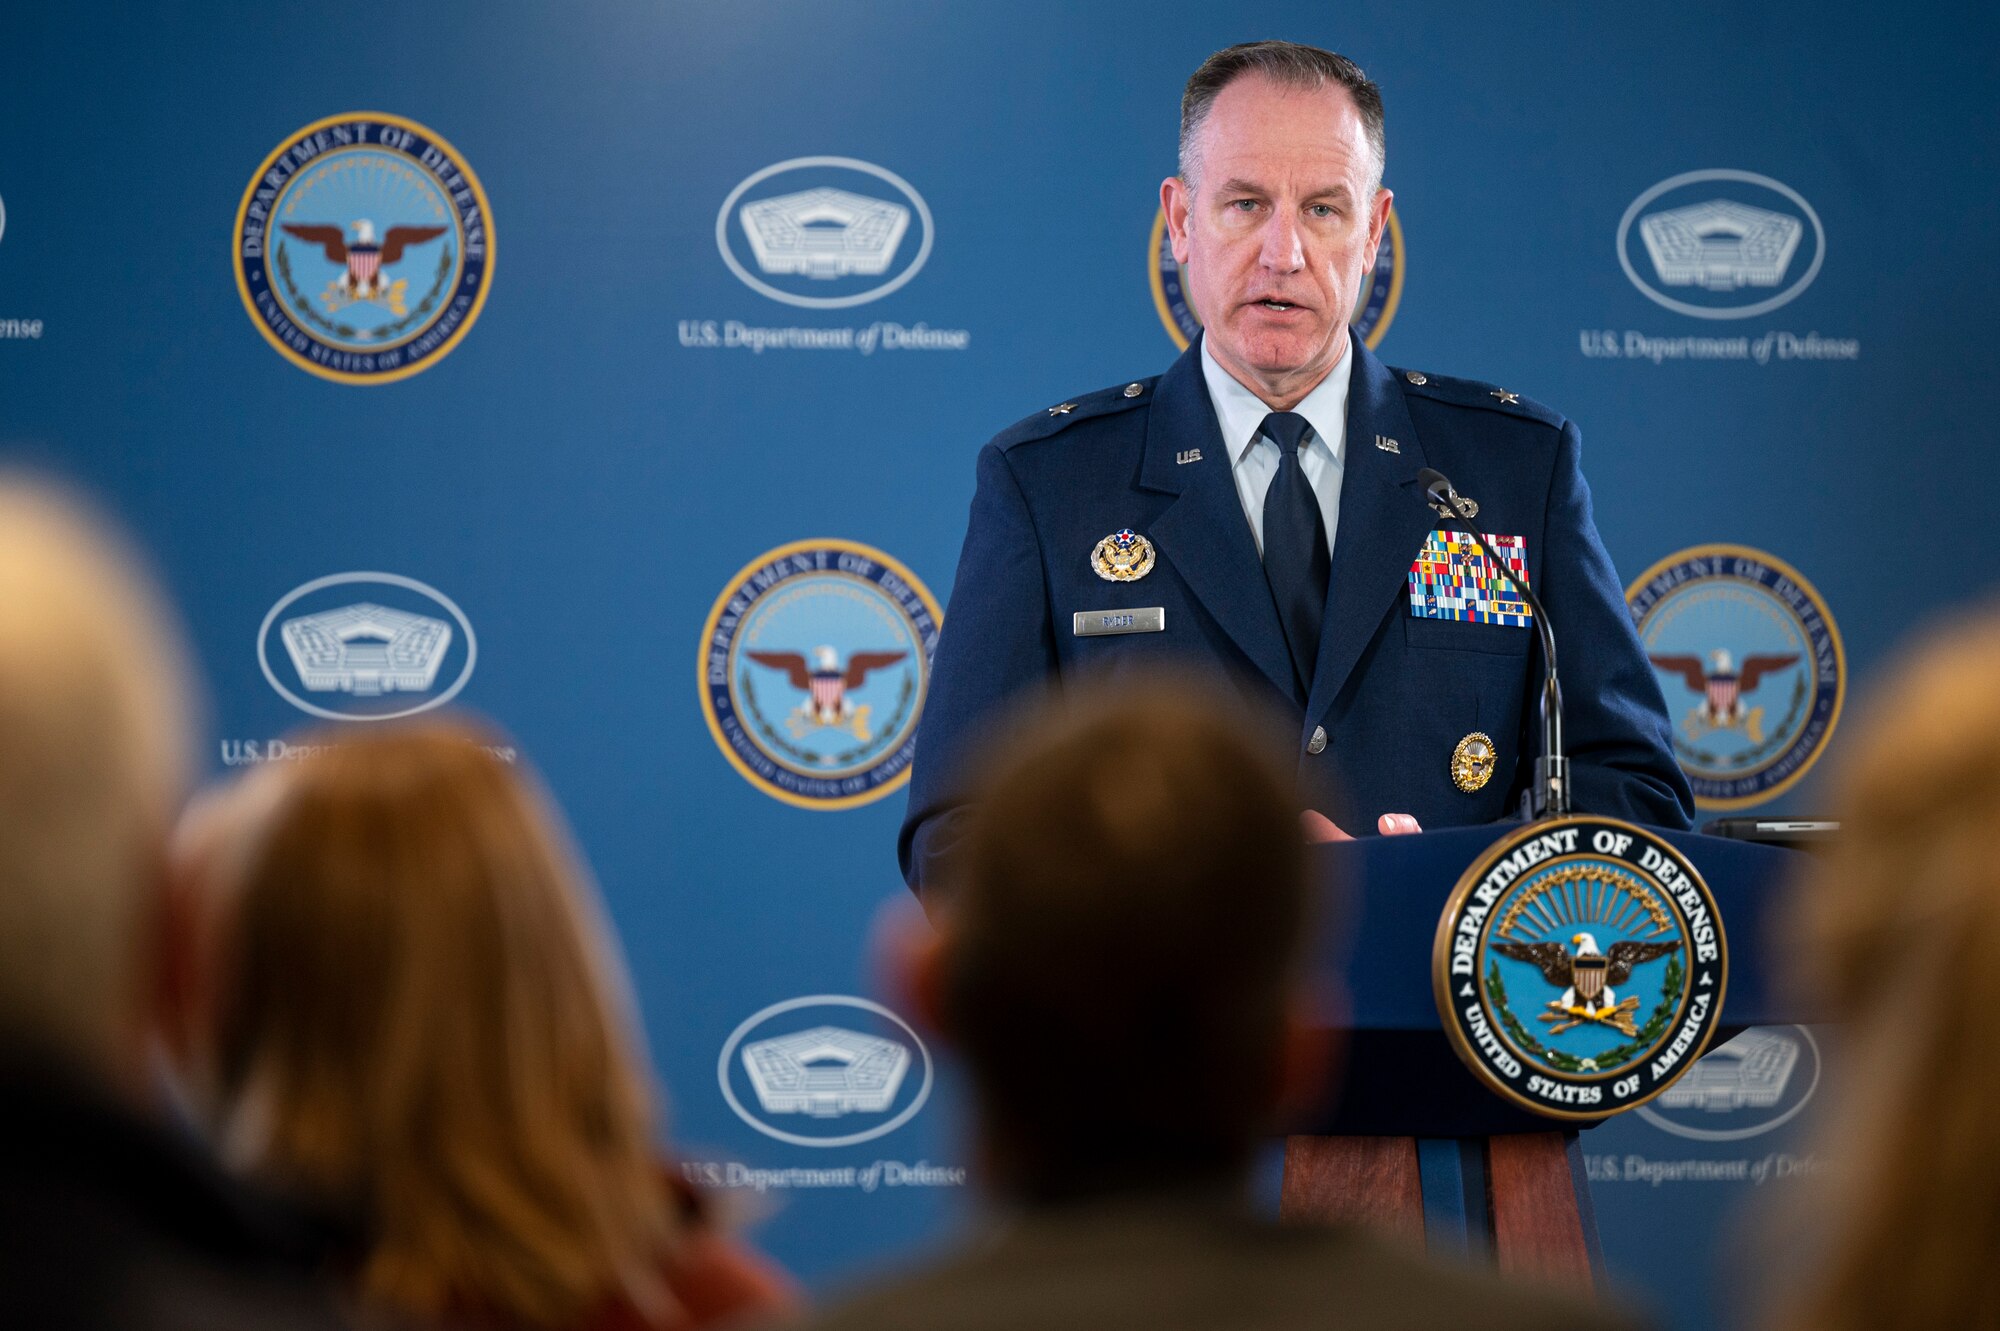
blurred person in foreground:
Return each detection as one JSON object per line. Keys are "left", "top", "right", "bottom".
{"left": 175, "top": 721, "right": 797, "bottom": 1331}
{"left": 799, "top": 682, "right": 1641, "bottom": 1331}
{"left": 0, "top": 481, "right": 350, "bottom": 1330}
{"left": 1772, "top": 613, "right": 2000, "bottom": 1331}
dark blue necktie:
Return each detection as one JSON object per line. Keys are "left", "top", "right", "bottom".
{"left": 1259, "top": 411, "right": 1330, "bottom": 694}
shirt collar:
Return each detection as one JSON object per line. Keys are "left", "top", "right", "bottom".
{"left": 1199, "top": 332, "right": 1354, "bottom": 466}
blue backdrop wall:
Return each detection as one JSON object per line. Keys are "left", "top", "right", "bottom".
{"left": 4, "top": 4, "right": 1995, "bottom": 1328}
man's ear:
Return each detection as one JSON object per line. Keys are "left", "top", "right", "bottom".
{"left": 1274, "top": 983, "right": 1344, "bottom": 1128}
{"left": 1361, "top": 186, "right": 1395, "bottom": 276}
{"left": 904, "top": 927, "right": 950, "bottom": 1039}
{"left": 871, "top": 894, "right": 952, "bottom": 1040}
{"left": 1161, "top": 175, "right": 1195, "bottom": 265}
{"left": 149, "top": 836, "right": 208, "bottom": 1071}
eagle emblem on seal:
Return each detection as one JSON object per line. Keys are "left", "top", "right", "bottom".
{"left": 1494, "top": 932, "right": 1682, "bottom": 1038}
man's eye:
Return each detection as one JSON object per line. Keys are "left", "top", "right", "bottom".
{"left": 1308, "top": 205, "right": 1337, "bottom": 218}
{"left": 1229, "top": 199, "right": 1260, "bottom": 212}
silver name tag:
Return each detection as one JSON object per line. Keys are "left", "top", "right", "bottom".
{"left": 1073, "top": 607, "right": 1166, "bottom": 637}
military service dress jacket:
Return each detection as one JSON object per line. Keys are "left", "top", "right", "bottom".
{"left": 898, "top": 334, "right": 1694, "bottom": 896}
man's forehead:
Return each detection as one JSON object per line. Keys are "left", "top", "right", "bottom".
{"left": 1196, "top": 76, "right": 1374, "bottom": 175}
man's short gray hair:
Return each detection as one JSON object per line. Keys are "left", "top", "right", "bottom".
{"left": 1178, "top": 41, "right": 1386, "bottom": 194}
{"left": 0, "top": 481, "right": 193, "bottom": 1074}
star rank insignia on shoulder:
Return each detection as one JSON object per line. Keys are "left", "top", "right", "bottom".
{"left": 991, "top": 377, "right": 1156, "bottom": 453}
{"left": 1395, "top": 367, "right": 1563, "bottom": 428}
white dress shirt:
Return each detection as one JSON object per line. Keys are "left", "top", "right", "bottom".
{"left": 1199, "top": 334, "right": 1352, "bottom": 559}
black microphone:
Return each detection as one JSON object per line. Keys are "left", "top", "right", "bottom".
{"left": 1415, "top": 467, "right": 1570, "bottom": 820}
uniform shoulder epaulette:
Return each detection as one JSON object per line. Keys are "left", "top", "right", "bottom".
{"left": 989, "top": 377, "right": 1157, "bottom": 452}
{"left": 1392, "top": 366, "right": 1564, "bottom": 430}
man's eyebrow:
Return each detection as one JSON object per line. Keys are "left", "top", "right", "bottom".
{"left": 1304, "top": 183, "right": 1356, "bottom": 204}
{"left": 1213, "top": 178, "right": 1357, "bottom": 205}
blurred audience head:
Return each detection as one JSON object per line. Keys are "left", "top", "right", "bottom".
{"left": 188, "top": 720, "right": 678, "bottom": 1329}
{"left": 0, "top": 479, "right": 193, "bottom": 1087}
{"left": 921, "top": 679, "right": 1318, "bottom": 1201}
{"left": 1779, "top": 611, "right": 2000, "bottom": 1331}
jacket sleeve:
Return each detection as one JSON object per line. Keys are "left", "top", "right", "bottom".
{"left": 897, "top": 443, "right": 1059, "bottom": 898}
{"left": 1522, "top": 418, "right": 1696, "bottom": 829}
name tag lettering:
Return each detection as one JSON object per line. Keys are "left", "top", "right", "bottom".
{"left": 1072, "top": 607, "right": 1166, "bottom": 637}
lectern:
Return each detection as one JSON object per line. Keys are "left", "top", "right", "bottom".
{"left": 1280, "top": 824, "right": 1804, "bottom": 1287}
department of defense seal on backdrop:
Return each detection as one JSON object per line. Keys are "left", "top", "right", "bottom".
{"left": 1148, "top": 204, "right": 1403, "bottom": 351}
{"left": 700, "top": 539, "right": 941, "bottom": 810}
{"left": 234, "top": 113, "right": 494, "bottom": 383}
{"left": 1626, "top": 544, "right": 1843, "bottom": 809}
{"left": 1434, "top": 817, "right": 1728, "bottom": 1120}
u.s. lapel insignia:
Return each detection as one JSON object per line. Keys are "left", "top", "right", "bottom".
{"left": 1375, "top": 434, "right": 1401, "bottom": 454}
{"left": 1451, "top": 732, "right": 1497, "bottom": 793}
{"left": 1091, "top": 528, "right": 1156, "bottom": 582}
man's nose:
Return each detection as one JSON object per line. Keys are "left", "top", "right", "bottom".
{"left": 1257, "top": 210, "right": 1305, "bottom": 273}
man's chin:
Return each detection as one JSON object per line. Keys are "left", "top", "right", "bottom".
{"left": 1212, "top": 326, "right": 1345, "bottom": 386}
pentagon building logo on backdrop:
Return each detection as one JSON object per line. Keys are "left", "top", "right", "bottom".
{"left": 1636, "top": 1025, "right": 1821, "bottom": 1142}
{"left": 259, "top": 572, "right": 477, "bottom": 721}
{"left": 744, "top": 1027, "right": 910, "bottom": 1116}
{"left": 718, "top": 158, "right": 931, "bottom": 309}
{"left": 1618, "top": 170, "right": 1822, "bottom": 319}
{"left": 1149, "top": 204, "right": 1403, "bottom": 351}
{"left": 1627, "top": 545, "right": 1843, "bottom": 809}
{"left": 234, "top": 114, "right": 494, "bottom": 383}
{"left": 1584, "top": 170, "right": 1855, "bottom": 364}
{"left": 685, "top": 157, "right": 966, "bottom": 355}
{"left": 700, "top": 540, "right": 941, "bottom": 809}
{"left": 718, "top": 995, "right": 933, "bottom": 1148}
{"left": 0, "top": 190, "right": 47, "bottom": 343}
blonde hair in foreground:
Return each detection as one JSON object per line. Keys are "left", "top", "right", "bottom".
{"left": 0, "top": 480, "right": 191, "bottom": 1076}
{"left": 211, "top": 722, "right": 677, "bottom": 1328}
{"left": 1779, "top": 611, "right": 2000, "bottom": 1331}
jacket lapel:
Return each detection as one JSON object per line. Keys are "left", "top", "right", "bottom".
{"left": 1141, "top": 339, "right": 1300, "bottom": 702}
{"left": 1304, "top": 338, "right": 1437, "bottom": 721}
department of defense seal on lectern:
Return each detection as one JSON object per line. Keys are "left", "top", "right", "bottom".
{"left": 1433, "top": 817, "right": 1728, "bottom": 1121}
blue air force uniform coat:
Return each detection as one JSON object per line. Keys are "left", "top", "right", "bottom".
{"left": 898, "top": 335, "right": 1694, "bottom": 894}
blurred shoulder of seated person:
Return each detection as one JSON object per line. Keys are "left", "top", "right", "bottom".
{"left": 791, "top": 678, "right": 1648, "bottom": 1331}
{"left": 172, "top": 719, "right": 798, "bottom": 1331}
{"left": 1772, "top": 611, "right": 2000, "bottom": 1331}
{"left": 0, "top": 480, "right": 353, "bottom": 1331}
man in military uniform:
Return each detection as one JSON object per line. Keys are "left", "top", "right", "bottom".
{"left": 900, "top": 41, "right": 1692, "bottom": 899}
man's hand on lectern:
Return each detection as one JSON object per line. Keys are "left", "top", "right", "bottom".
{"left": 1300, "top": 810, "right": 1423, "bottom": 842}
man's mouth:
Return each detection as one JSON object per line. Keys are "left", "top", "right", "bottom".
{"left": 1254, "top": 299, "right": 1303, "bottom": 312}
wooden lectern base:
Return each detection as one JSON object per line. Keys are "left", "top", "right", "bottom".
{"left": 1280, "top": 1133, "right": 1597, "bottom": 1290}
